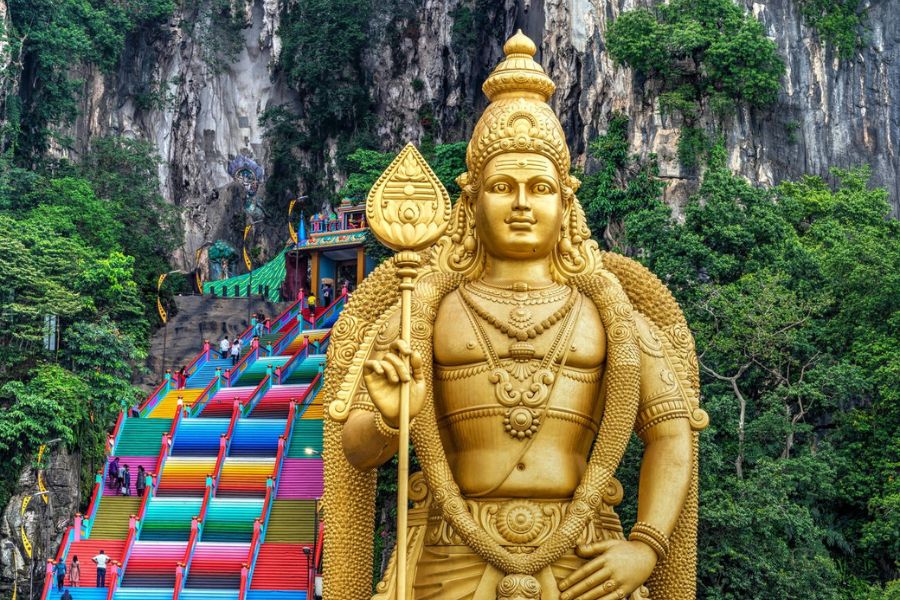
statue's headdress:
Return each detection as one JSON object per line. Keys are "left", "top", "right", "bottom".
{"left": 436, "top": 30, "right": 598, "bottom": 280}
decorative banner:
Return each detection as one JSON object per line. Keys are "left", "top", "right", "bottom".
{"left": 288, "top": 199, "right": 298, "bottom": 244}
{"left": 36, "top": 444, "right": 48, "bottom": 504}
{"left": 243, "top": 224, "right": 253, "bottom": 272}
{"left": 20, "top": 495, "right": 32, "bottom": 559}
{"left": 156, "top": 273, "right": 168, "bottom": 324}
{"left": 195, "top": 247, "right": 204, "bottom": 294}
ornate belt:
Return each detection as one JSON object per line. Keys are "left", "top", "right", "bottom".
{"left": 424, "top": 493, "right": 624, "bottom": 551}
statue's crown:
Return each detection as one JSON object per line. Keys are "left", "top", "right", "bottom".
{"left": 482, "top": 30, "right": 556, "bottom": 102}
{"left": 463, "top": 31, "right": 573, "bottom": 191}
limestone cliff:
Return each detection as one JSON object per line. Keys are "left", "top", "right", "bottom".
{"left": 61, "top": 0, "right": 899, "bottom": 268}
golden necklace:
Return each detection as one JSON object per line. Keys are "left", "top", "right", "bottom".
{"left": 465, "top": 280, "right": 571, "bottom": 306}
{"left": 459, "top": 284, "right": 577, "bottom": 343}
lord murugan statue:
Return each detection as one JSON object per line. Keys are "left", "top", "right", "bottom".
{"left": 322, "top": 31, "right": 708, "bottom": 600}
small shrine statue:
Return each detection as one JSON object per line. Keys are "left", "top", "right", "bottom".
{"left": 323, "top": 31, "right": 708, "bottom": 600}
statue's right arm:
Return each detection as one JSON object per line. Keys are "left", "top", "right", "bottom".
{"left": 342, "top": 403, "right": 400, "bottom": 471}
{"left": 341, "top": 336, "right": 426, "bottom": 471}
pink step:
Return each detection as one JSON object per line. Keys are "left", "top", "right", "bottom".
{"left": 276, "top": 459, "right": 323, "bottom": 499}
{"left": 252, "top": 385, "right": 310, "bottom": 418}
{"left": 201, "top": 386, "right": 256, "bottom": 417}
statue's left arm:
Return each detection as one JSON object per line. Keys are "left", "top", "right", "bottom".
{"left": 560, "top": 313, "right": 693, "bottom": 600}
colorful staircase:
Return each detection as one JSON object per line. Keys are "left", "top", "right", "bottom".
{"left": 44, "top": 293, "right": 346, "bottom": 599}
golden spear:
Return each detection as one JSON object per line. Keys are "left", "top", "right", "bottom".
{"left": 365, "top": 143, "right": 451, "bottom": 599}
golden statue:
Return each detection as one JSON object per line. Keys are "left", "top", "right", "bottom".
{"left": 322, "top": 30, "right": 709, "bottom": 600}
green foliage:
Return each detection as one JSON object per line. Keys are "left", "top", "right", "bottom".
{"left": 606, "top": 0, "right": 784, "bottom": 167}
{"left": 580, "top": 113, "right": 664, "bottom": 250}
{"left": 799, "top": 0, "right": 866, "bottom": 58}
{"left": 182, "top": 0, "right": 247, "bottom": 72}
{"left": 277, "top": 0, "right": 372, "bottom": 137}
{"left": 3, "top": 0, "right": 176, "bottom": 161}
{"left": 584, "top": 133, "right": 900, "bottom": 594}
{"left": 0, "top": 138, "right": 178, "bottom": 510}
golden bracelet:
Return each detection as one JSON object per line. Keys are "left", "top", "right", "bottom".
{"left": 374, "top": 411, "right": 400, "bottom": 438}
{"left": 629, "top": 521, "right": 670, "bottom": 561}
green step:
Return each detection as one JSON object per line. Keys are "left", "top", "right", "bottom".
{"left": 286, "top": 421, "right": 323, "bottom": 458}
{"left": 113, "top": 418, "right": 173, "bottom": 456}
{"left": 265, "top": 500, "right": 316, "bottom": 543}
{"left": 259, "top": 333, "right": 281, "bottom": 346}
{"left": 90, "top": 496, "right": 141, "bottom": 539}
{"left": 202, "top": 499, "right": 263, "bottom": 542}
{"left": 140, "top": 497, "right": 203, "bottom": 541}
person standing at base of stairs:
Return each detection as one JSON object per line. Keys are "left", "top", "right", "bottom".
{"left": 219, "top": 337, "right": 231, "bottom": 360}
{"left": 93, "top": 550, "right": 110, "bottom": 587}
{"left": 60, "top": 589, "right": 73, "bottom": 600}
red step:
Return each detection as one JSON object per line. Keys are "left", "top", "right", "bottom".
{"left": 64, "top": 539, "right": 126, "bottom": 587}
{"left": 249, "top": 543, "right": 311, "bottom": 590}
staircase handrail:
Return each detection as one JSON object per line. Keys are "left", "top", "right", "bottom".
{"left": 313, "top": 290, "right": 347, "bottom": 329}
{"left": 226, "top": 344, "right": 260, "bottom": 386}
{"left": 40, "top": 525, "right": 75, "bottom": 599}
{"left": 245, "top": 479, "right": 275, "bottom": 591}
{"left": 182, "top": 341, "right": 212, "bottom": 384}
{"left": 240, "top": 518, "right": 263, "bottom": 600}
{"left": 196, "top": 477, "right": 216, "bottom": 540}
{"left": 175, "top": 517, "right": 201, "bottom": 598}
{"left": 107, "top": 410, "right": 126, "bottom": 455}
{"left": 243, "top": 373, "right": 274, "bottom": 417}
{"left": 82, "top": 472, "right": 103, "bottom": 538}
{"left": 139, "top": 377, "right": 172, "bottom": 414}
{"left": 272, "top": 404, "right": 296, "bottom": 497}
{"left": 108, "top": 514, "right": 140, "bottom": 600}
{"left": 296, "top": 371, "right": 325, "bottom": 420}
{"left": 188, "top": 369, "right": 224, "bottom": 417}
{"left": 212, "top": 401, "right": 241, "bottom": 489}
{"left": 270, "top": 316, "right": 302, "bottom": 356}
{"left": 276, "top": 334, "right": 312, "bottom": 384}
{"left": 270, "top": 295, "right": 303, "bottom": 332}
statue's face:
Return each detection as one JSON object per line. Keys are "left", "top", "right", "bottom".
{"left": 474, "top": 152, "right": 564, "bottom": 260}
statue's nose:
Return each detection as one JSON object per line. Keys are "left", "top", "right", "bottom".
{"left": 513, "top": 183, "right": 530, "bottom": 210}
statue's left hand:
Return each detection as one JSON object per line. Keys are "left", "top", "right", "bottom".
{"left": 558, "top": 539, "right": 656, "bottom": 600}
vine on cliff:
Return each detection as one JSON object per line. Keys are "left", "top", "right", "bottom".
{"left": 606, "top": 0, "right": 784, "bottom": 168}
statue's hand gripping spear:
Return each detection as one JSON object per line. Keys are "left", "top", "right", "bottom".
{"left": 365, "top": 143, "right": 452, "bottom": 600}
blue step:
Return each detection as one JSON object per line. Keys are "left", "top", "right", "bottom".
{"left": 187, "top": 359, "right": 232, "bottom": 388}
{"left": 180, "top": 590, "right": 240, "bottom": 600}
{"left": 113, "top": 588, "right": 175, "bottom": 600}
{"left": 246, "top": 592, "right": 308, "bottom": 600}
{"left": 50, "top": 589, "right": 108, "bottom": 600}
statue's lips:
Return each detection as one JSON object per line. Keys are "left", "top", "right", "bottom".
{"left": 506, "top": 215, "right": 536, "bottom": 230}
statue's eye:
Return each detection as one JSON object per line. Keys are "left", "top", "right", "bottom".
{"left": 491, "top": 182, "right": 512, "bottom": 194}
{"left": 533, "top": 182, "right": 553, "bottom": 194}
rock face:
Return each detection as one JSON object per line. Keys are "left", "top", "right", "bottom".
{"left": 62, "top": 0, "right": 899, "bottom": 268}
{"left": 141, "top": 294, "right": 288, "bottom": 389}
{"left": 0, "top": 448, "right": 81, "bottom": 598}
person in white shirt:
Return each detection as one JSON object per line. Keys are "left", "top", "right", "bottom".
{"left": 219, "top": 337, "right": 231, "bottom": 360}
{"left": 92, "top": 550, "right": 110, "bottom": 587}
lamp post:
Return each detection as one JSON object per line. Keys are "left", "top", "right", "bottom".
{"left": 157, "top": 270, "right": 183, "bottom": 378}
{"left": 290, "top": 195, "right": 309, "bottom": 301}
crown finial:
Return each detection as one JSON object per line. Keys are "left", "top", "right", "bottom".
{"left": 482, "top": 31, "right": 554, "bottom": 102}
{"left": 504, "top": 29, "right": 537, "bottom": 57}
